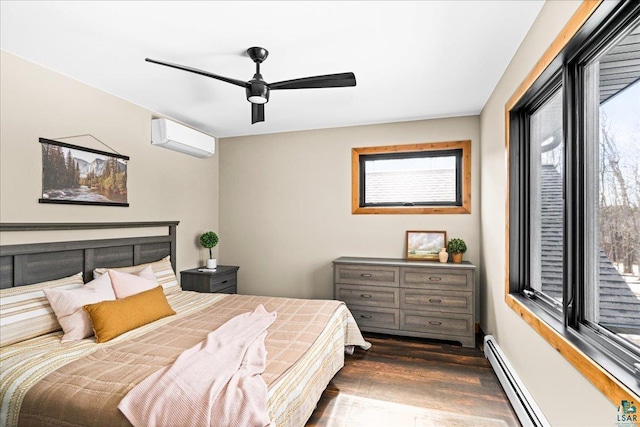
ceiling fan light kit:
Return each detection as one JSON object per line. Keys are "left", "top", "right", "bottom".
{"left": 247, "top": 80, "right": 269, "bottom": 104}
{"left": 145, "top": 47, "right": 356, "bottom": 124}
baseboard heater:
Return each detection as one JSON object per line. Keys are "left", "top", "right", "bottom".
{"left": 483, "top": 335, "right": 550, "bottom": 427}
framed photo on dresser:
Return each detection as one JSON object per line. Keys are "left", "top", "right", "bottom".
{"left": 405, "top": 230, "right": 446, "bottom": 260}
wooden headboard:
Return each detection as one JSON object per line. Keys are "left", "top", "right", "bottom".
{"left": 0, "top": 221, "right": 179, "bottom": 289}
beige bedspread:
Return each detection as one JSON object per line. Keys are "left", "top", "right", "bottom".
{"left": 119, "top": 304, "right": 276, "bottom": 427}
{"left": 1, "top": 292, "right": 369, "bottom": 427}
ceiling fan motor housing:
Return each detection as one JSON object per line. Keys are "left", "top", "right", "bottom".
{"left": 247, "top": 76, "right": 269, "bottom": 104}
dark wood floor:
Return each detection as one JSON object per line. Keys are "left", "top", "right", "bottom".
{"left": 306, "top": 333, "right": 520, "bottom": 427}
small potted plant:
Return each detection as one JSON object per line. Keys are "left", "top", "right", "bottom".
{"left": 199, "top": 231, "right": 219, "bottom": 269}
{"left": 447, "top": 238, "right": 467, "bottom": 263}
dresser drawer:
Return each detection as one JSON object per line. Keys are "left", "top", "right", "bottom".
{"left": 400, "top": 289, "right": 472, "bottom": 314}
{"left": 400, "top": 267, "right": 472, "bottom": 291}
{"left": 400, "top": 310, "right": 473, "bottom": 338}
{"left": 349, "top": 305, "right": 400, "bottom": 330}
{"left": 334, "top": 264, "right": 399, "bottom": 287}
{"left": 216, "top": 285, "right": 237, "bottom": 294}
{"left": 209, "top": 272, "right": 237, "bottom": 293}
{"left": 336, "top": 284, "right": 399, "bottom": 308}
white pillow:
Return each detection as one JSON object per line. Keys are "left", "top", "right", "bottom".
{"left": 94, "top": 256, "right": 181, "bottom": 296}
{"left": 108, "top": 265, "right": 159, "bottom": 299}
{"left": 44, "top": 273, "right": 116, "bottom": 343}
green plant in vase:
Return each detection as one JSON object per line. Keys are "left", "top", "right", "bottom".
{"left": 199, "top": 231, "right": 219, "bottom": 269}
{"left": 447, "top": 238, "right": 467, "bottom": 263}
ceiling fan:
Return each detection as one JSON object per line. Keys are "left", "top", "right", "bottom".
{"left": 145, "top": 47, "right": 357, "bottom": 124}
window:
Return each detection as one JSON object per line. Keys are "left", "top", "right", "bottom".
{"left": 529, "top": 86, "right": 565, "bottom": 308}
{"left": 352, "top": 141, "right": 471, "bottom": 214}
{"left": 508, "top": 1, "right": 640, "bottom": 399}
{"left": 583, "top": 20, "right": 640, "bottom": 367}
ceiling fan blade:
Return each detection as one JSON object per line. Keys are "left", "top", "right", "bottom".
{"left": 269, "top": 72, "right": 356, "bottom": 90}
{"left": 252, "top": 103, "right": 264, "bottom": 124}
{"left": 145, "top": 58, "right": 247, "bottom": 88}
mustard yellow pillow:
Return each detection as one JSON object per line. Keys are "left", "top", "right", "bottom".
{"left": 84, "top": 286, "right": 175, "bottom": 343}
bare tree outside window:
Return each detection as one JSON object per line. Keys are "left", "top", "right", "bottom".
{"left": 587, "top": 23, "right": 640, "bottom": 348}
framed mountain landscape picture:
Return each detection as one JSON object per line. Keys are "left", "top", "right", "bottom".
{"left": 39, "top": 138, "right": 129, "bottom": 207}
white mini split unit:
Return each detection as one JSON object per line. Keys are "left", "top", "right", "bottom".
{"left": 151, "top": 118, "right": 215, "bottom": 158}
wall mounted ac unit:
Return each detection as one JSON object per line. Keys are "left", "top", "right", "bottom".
{"left": 151, "top": 118, "right": 215, "bottom": 158}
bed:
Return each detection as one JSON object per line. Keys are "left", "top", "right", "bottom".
{"left": 0, "top": 221, "right": 369, "bottom": 427}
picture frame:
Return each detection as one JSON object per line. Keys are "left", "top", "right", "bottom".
{"left": 39, "top": 138, "right": 129, "bottom": 207}
{"left": 406, "top": 230, "right": 447, "bottom": 260}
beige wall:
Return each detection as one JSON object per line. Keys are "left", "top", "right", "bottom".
{"left": 0, "top": 51, "right": 219, "bottom": 272}
{"left": 219, "top": 116, "right": 480, "bottom": 299}
{"left": 479, "top": 1, "right": 613, "bottom": 425}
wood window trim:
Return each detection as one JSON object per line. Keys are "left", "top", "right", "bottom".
{"left": 505, "top": 295, "right": 639, "bottom": 404}
{"left": 352, "top": 140, "right": 471, "bottom": 215}
{"left": 504, "top": 0, "right": 640, "bottom": 405}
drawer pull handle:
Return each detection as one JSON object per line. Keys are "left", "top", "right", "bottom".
{"left": 429, "top": 321, "right": 442, "bottom": 326}
{"left": 360, "top": 274, "right": 372, "bottom": 277}
{"left": 360, "top": 294, "right": 372, "bottom": 298}
{"left": 429, "top": 277, "right": 442, "bottom": 281}
{"left": 429, "top": 298, "right": 442, "bottom": 303}
{"left": 360, "top": 315, "right": 373, "bottom": 319}
{"left": 221, "top": 280, "right": 228, "bottom": 284}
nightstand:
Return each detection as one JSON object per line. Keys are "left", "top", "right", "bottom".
{"left": 180, "top": 265, "right": 239, "bottom": 294}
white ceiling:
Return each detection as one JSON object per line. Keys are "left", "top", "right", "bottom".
{"left": 0, "top": 1, "right": 544, "bottom": 138}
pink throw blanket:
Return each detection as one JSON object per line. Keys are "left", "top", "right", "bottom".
{"left": 118, "top": 304, "right": 277, "bottom": 427}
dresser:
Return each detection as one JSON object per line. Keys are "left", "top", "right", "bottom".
{"left": 180, "top": 266, "right": 239, "bottom": 294}
{"left": 333, "top": 257, "right": 476, "bottom": 347}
